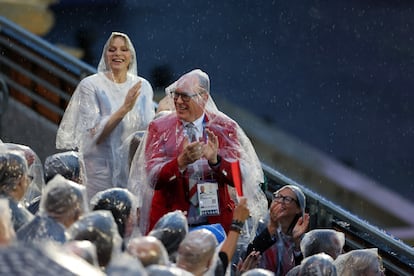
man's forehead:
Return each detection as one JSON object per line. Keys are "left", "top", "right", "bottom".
{"left": 176, "top": 74, "right": 200, "bottom": 92}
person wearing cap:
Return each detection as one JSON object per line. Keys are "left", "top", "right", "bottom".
{"left": 128, "top": 69, "right": 267, "bottom": 237}
{"left": 239, "top": 185, "right": 310, "bottom": 275}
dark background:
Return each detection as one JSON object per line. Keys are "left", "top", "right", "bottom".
{"left": 44, "top": 0, "right": 414, "bottom": 201}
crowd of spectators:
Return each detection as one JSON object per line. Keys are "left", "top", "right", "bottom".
{"left": 0, "top": 32, "right": 387, "bottom": 275}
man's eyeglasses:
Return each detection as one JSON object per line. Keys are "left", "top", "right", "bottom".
{"left": 170, "top": 91, "right": 202, "bottom": 102}
{"left": 273, "top": 194, "right": 297, "bottom": 204}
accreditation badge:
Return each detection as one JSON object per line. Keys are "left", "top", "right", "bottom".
{"left": 198, "top": 182, "right": 220, "bottom": 216}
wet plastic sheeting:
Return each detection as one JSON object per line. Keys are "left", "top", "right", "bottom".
{"left": 0, "top": 243, "right": 103, "bottom": 276}
{"left": 0, "top": 244, "right": 74, "bottom": 275}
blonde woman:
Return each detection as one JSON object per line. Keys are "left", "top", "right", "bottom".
{"left": 56, "top": 32, "right": 155, "bottom": 200}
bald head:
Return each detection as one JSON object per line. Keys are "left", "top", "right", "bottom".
{"left": 127, "top": 236, "right": 169, "bottom": 267}
{"left": 176, "top": 229, "right": 217, "bottom": 276}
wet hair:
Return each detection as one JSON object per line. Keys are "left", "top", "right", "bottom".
{"left": 89, "top": 187, "right": 135, "bottom": 238}
{"left": 67, "top": 210, "right": 121, "bottom": 268}
{"left": 127, "top": 236, "right": 169, "bottom": 267}
{"left": 148, "top": 210, "right": 188, "bottom": 261}
{"left": 44, "top": 151, "right": 81, "bottom": 183}
{"left": 300, "top": 253, "right": 337, "bottom": 276}
{"left": 40, "top": 175, "right": 86, "bottom": 221}
{"left": 0, "top": 151, "right": 28, "bottom": 195}
{"left": 196, "top": 70, "right": 210, "bottom": 93}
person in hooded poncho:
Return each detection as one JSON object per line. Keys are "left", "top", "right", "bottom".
{"left": 0, "top": 147, "right": 33, "bottom": 232}
{"left": 56, "top": 32, "right": 155, "bottom": 200}
{"left": 127, "top": 68, "right": 267, "bottom": 240}
{"left": 17, "top": 175, "right": 88, "bottom": 244}
{"left": 241, "top": 185, "right": 310, "bottom": 275}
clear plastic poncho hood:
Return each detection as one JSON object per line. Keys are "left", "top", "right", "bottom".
{"left": 56, "top": 32, "right": 155, "bottom": 198}
{"left": 128, "top": 69, "right": 268, "bottom": 240}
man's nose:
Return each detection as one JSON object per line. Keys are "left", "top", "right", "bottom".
{"left": 176, "top": 94, "right": 184, "bottom": 103}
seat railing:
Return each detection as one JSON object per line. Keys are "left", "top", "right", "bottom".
{"left": 0, "top": 16, "right": 95, "bottom": 124}
{"left": 262, "top": 163, "right": 414, "bottom": 275}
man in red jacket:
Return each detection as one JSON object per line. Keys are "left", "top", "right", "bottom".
{"left": 128, "top": 69, "right": 267, "bottom": 235}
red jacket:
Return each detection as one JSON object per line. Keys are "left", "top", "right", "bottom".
{"left": 145, "top": 113, "right": 241, "bottom": 233}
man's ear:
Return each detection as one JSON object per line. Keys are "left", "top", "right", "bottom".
{"left": 206, "top": 257, "right": 213, "bottom": 270}
{"left": 73, "top": 208, "right": 81, "bottom": 221}
{"left": 202, "top": 91, "right": 209, "bottom": 101}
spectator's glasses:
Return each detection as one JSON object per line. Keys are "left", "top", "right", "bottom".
{"left": 170, "top": 91, "right": 202, "bottom": 102}
{"left": 273, "top": 193, "right": 297, "bottom": 205}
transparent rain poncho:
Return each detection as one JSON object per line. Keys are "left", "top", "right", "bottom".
{"left": 176, "top": 228, "right": 218, "bottom": 275}
{"left": 241, "top": 268, "right": 275, "bottom": 276}
{"left": 0, "top": 147, "right": 34, "bottom": 231}
{"left": 0, "top": 147, "right": 28, "bottom": 196}
{"left": 126, "top": 235, "right": 169, "bottom": 267}
{"left": 128, "top": 69, "right": 268, "bottom": 239}
{"left": 299, "top": 253, "right": 337, "bottom": 276}
{"left": 44, "top": 151, "right": 83, "bottom": 184}
{"left": 56, "top": 32, "right": 155, "bottom": 199}
{"left": 148, "top": 210, "right": 189, "bottom": 262}
{"left": 105, "top": 252, "right": 147, "bottom": 275}
{"left": 89, "top": 187, "right": 138, "bottom": 239}
{"left": 62, "top": 240, "right": 99, "bottom": 268}
{"left": 246, "top": 185, "right": 307, "bottom": 275}
{"left": 2, "top": 143, "right": 45, "bottom": 208}
{"left": 17, "top": 174, "right": 88, "bottom": 244}
{"left": 0, "top": 198, "right": 16, "bottom": 246}
{"left": 300, "top": 229, "right": 345, "bottom": 259}
{"left": 67, "top": 210, "right": 123, "bottom": 269}
{"left": 0, "top": 241, "right": 105, "bottom": 276}
{"left": 146, "top": 264, "right": 194, "bottom": 276}
{"left": 333, "top": 248, "right": 385, "bottom": 276}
